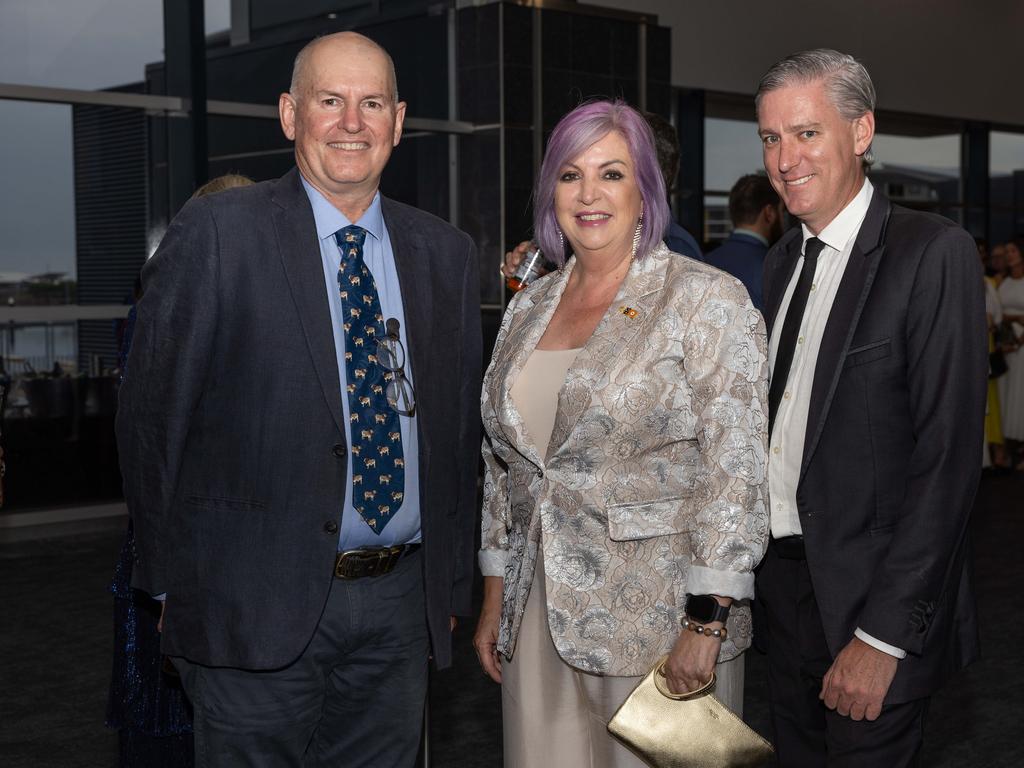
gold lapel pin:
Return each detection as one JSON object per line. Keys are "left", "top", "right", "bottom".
{"left": 619, "top": 305, "right": 638, "bottom": 318}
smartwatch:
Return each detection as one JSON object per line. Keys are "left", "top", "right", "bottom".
{"left": 684, "top": 594, "right": 730, "bottom": 624}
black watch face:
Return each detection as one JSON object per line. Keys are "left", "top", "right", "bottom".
{"left": 686, "top": 594, "right": 718, "bottom": 623}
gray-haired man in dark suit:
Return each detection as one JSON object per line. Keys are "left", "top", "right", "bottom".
{"left": 117, "top": 31, "right": 481, "bottom": 766}
{"left": 755, "top": 49, "right": 985, "bottom": 766}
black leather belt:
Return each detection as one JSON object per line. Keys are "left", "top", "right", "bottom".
{"left": 333, "top": 543, "right": 421, "bottom": 579}
{"left": 770, "top": 535, "right": 806, "bottom": 561}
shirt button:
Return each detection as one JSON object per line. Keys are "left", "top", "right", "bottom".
{"left": 536, "top": 469, "right": 543, "bottom": 478}
{"left": 810, "top": 283, "right": 817, "bottom": 291}
{"left": 772, "top": 446, "right": 781, "bottom": 455}
{"left": 324, "top": 521, "right": 339, "bottom": 534}
{"left": 332, "top": 444, "right": 346, "bottom": 458}
{"left": 776, "top": 503, "right": 783, "bottom": 511}
{"left": 797, "top": 336, "right": 805, "bottom": 344}
{"left": 784, "top": 391, "right": 792, "bottom": 400}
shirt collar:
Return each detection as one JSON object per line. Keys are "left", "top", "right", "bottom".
{"left": 732, "top": 228, "right": 769, "bottom": 247}
{"left": 300, "top": 176, "right": 385, "bottom": 245}
{"left": 801, "top": 178, "right": 873, "bottom": 254}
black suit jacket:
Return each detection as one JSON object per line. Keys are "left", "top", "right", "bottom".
{"left": 116, "top": 168, "right": 482, "bottom": 670}
{"left": 762, "top": 191, "right": 986, "bottom": 703}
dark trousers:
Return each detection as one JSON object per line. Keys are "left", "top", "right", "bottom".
{"left": 173, "top": 550, "right": 429, "bottom": 767}
{"left": 756, "top": 542, "right": 929, "bottom": 768}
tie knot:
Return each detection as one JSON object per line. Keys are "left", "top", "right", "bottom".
{"left": 803, "top": 237, "right": 825, "bottom": 262}
{"left": 336, "top": 225, "right": 367, "bottom": 251}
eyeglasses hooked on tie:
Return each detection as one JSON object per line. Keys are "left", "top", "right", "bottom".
{"left": 376, "top": 318, "right": 416, "bottom": 417}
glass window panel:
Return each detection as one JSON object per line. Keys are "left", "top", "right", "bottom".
{"left": 990, "top": 131, "right": 1024, "bottom": 244}
{"left": 206, "top": 0, "right": 231, "bottom": 36}
{"left": 870, "top": 133, "right": 961, "bottom": 219}
{"left": 704, "top": 117, "right": 763, "bottom": 194}
{"left": 0, "top": 101, "right": 75, "bottom": 284}
{"left": 0, "top": 101, "right": 154, "bottom": 511}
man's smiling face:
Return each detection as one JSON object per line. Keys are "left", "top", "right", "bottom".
{"left": 757, "top": 78, "right": 873, "bottom": 234}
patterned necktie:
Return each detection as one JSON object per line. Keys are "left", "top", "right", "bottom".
{"left": 335, "top": 225, "right": 405, "bottom": 534}
{"left": 768, "top": 236, "right": 825, "bottom": 435}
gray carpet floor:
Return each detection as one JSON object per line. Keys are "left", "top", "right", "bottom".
{"left": 1, "top": 471, "right": 1021, "bottom": 766}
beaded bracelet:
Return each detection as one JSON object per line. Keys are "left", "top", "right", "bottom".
{"left": 681, "top": 616, "right": 728, "bottom": 641}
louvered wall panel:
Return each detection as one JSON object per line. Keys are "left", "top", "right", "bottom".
{"left": 73, "top": 105, "right": 147, "bottom": 371}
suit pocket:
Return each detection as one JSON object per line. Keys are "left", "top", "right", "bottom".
{"left": 844, "top": 338, "right": 891, "bottom": 368}
{"left": 606, "top": 495, "right": 691, "bottom": 541}
{"left": 185, "top": 494, "right": 266, "bottom": 511}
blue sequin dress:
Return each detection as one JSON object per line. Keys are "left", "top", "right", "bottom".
{"left": 106, "top": 522, "right": 194, "bottom": 765}
{"left": 107, "top": 303, "right": 194, "bottom": 766}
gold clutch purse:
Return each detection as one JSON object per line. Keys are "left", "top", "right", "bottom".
{"left": 607, "top": 657, "right": 774, "bottom": 768}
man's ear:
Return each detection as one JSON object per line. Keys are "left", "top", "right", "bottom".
{"left": 392, "top": 100, "right": 407, "bottom": 147}
{"left": 279, "top": 92, "right": 297, "bottom": 141}
{"left": 853, "top": 110, "right": 875, "bottom": 158}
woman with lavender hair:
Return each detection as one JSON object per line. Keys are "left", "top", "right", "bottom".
{"left": 472, "top": 100, "right": 769, "bottom": 766}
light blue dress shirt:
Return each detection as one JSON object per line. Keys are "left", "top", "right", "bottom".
{"left": 301, "top": 179, "right": 421, "bottom": 550}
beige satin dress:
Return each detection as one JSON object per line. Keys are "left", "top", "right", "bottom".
{"left": 501, "top": 348, "right": 744, "bottom": 768}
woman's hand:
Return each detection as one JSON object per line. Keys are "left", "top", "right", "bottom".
{"left": 473, "top": 575, "right": 505, "bottom": 683}
{"left": 502, "top": 240, "right": 539, "bottom": 279}
{"left": 662, "top": 624, "right": 722, "bottom": 695}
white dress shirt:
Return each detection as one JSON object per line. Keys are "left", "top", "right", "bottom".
{"left": 767, "top": 179, "right": 906, "bottom": 660}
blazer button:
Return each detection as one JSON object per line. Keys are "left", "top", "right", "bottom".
{"left": 324, "top": 521, "right": 339, "bottom": 534}
{"left": 332, "top": 444, "right": 346, "bottom": 458}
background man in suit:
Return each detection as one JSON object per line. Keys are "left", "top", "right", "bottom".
{"left": 754, "top": 49, "right": 986, "bottom": 766}
{"left": 705, "top": 173, "right": 784, "bottom": 312}
{"left": 116, "top": 31, "right": 481, "bottom": 766}
{"left": 644, "top": 111, "right": 704, "bottom": 261}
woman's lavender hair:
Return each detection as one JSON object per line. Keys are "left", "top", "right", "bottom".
{"left": 533, "top": 100, "right": 670, "bottom": 267}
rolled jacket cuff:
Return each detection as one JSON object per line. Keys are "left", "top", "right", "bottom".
{"left": 478, "top": 547, "right": 509, "bottom": 578}
{"left": 686, "top": 565, "right": 755, "bottom": 601}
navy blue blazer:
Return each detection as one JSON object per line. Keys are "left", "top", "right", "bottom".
{"left": 116, "top": 168, "right": 482, "bottom": 670}
{"left": 665, "top": 219, "right": 703, "bottom": 262}
{"left": 705, "top": 231, "right": 768, "bottom": 312}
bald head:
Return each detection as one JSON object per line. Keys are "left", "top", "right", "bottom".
{"left": 290, "top": 32, "right": 399, "bottom": 105}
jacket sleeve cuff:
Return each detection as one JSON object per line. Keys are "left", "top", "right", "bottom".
{"left": 686, "top": 565, "right": 755, "bottom": 601}
{"left": 854, "top": 627, "right": 907, "bottom": 659}
{"left": 478, "top": 548, "right": 509, "bottom": 578}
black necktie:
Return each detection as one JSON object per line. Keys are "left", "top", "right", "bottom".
{"left": 768, "top": 237, "right": 825, "bottom": 435}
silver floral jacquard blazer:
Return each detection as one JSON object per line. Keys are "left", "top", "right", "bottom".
{"left": 479, "top": 244, "right": 769, "bottom": 676}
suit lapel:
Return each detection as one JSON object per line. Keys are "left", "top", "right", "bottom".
{"left": 801, "top": 193, "right": 891, "bottom": 476}
{"left": 272, "top": 169, "right": 346, "bottom": 437}
{"left": 545, "top": 246, "right": 669, "bottom": 462}
{"left": 764, "top": 230, "right": 803, "bottom": 332}
{"left": 490, "top": 266, "right": 570, "bottom": 468}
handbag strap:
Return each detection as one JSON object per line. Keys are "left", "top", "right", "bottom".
{"left": 653, "top": 658, "right": 716, "bottom": 701}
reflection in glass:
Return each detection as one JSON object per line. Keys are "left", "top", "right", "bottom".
{"left": 990, "top": 131, "right": 1024, "bottom": 243}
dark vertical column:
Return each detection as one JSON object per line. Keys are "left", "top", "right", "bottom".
{"left": 1013, "top": 170, "right": 1024, "bottom": 237}
{"left": 961, "top": 120, "right": 989, "bottom": 240}
{"left": 163, "top": 0, "right": 208, "bottom": 213}
{"left": 676, "top": 88, "right": 705, "bottom": 243}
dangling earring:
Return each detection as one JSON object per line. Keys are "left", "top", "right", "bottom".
{"left": 630, "top": 206, "right": 644, "bottom": 259}
{"left": 557, "top": 226, "right": 565, "bottom": 254}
